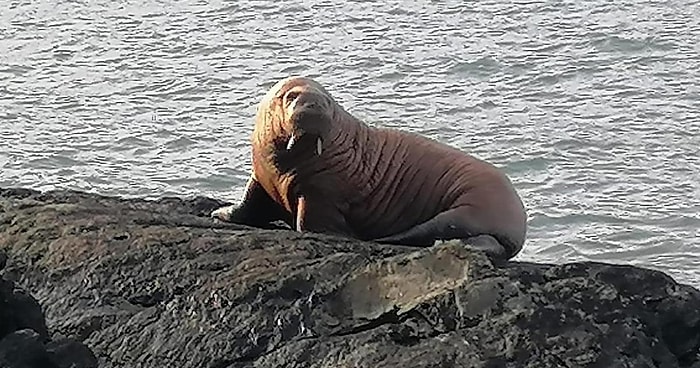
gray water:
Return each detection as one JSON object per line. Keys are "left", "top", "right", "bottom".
{"left": 1, "top": 0, "right": 699, "bottom": 286}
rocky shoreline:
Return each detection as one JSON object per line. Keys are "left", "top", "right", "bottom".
{"left": 1, "top": 187, "right": 699, "bottom": 367}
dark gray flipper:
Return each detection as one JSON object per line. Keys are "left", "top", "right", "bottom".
{"left": 211, "top": 177, "right": 292, "bottom": 229}
{"left": 373, "top": 206, "right": 515, "bottom": 260}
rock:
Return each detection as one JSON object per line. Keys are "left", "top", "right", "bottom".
{"left": 46, "top": 337, "right": 100, "bottom": 368}
{"left": 1, "top": 187, "right": 699, "bottom": 368}
{"left": 0, "top": 268, "right": 48, "bottom": 340}
{"left": 0, "top": 329, "right": 57, "bottom": 368}
{"left": 0, "top": 270, "right": 97, "bottom": 368}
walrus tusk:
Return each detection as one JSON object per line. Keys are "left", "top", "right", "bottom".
{"left": 286, "top": 133, "right": 297, "bottom": 150}
{"left": 316, "top": 137, "right": 322, "bottom": 155}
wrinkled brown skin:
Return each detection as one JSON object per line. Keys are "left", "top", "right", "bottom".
{"left": 212, "top": 76, "right": 527, "bottom": 260}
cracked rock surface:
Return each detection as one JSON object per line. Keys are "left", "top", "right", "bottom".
{"left": 1, "top": 187, "right": 699, "bottom": 368}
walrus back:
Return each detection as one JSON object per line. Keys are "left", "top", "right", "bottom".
{"left": 336, "top": 126, "right": 467, "bottom": 239}
{"left": 338, "top": 126, "right": 525, "bottom": 247}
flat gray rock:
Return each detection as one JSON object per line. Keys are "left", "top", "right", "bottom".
{"left": 1, "top": 187, "right": 698, "bottom": 368}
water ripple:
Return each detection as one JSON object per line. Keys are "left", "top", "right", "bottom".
{"left": 1, "top": 0, "right": 699, "bottom": 286}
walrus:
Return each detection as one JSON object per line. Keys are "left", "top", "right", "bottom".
{"left": 212, "top": 76, "right": 527, "bottom": 260}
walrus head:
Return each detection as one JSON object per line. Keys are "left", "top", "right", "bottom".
{"left": 254, "top": 76, "right": 340, "bottom": 161}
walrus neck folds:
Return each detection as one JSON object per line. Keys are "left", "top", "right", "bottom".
{"left": 325, "top": 107, "right": 358, "bottom": 143}
{"left": 318, "top": 108, "right": 376, "bottom": 179}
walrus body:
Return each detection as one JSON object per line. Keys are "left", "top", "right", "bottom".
{"left": 212, "top": 76, "right": 527, "bottom": 259}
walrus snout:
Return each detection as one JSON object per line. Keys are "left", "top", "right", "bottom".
{"left": 287, "top": 106, "right": 328, "bottom": 156}
{"left": 285, "top": 129, "right": 323, "bottom": 156}
{"left": 283, "top": 89, "right": 331, "bottom": 157}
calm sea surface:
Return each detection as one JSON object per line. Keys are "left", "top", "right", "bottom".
{"left": 1, "top": 0, "right": 699, "bottom": 285}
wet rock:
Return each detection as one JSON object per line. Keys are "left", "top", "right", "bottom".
{"left": 1, "top": 187, "right": 699, "bottom": 368}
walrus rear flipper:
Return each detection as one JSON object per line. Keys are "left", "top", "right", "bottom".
{"left": 373, "top": 206, "right": 515, "bottom": 260}
{"left": 211, "top": 177, "right": 292, "bottom": 229}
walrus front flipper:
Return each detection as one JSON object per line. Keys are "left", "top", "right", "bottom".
{"left": 373, "top": 207, "right": 515, "bottom": 260}
{"left": 211, "top": 177, "right": 292, "bottom": 229}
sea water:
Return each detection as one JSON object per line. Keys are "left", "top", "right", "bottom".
{"left": 1, "top": 0, "right": 698, "bottom": 285}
